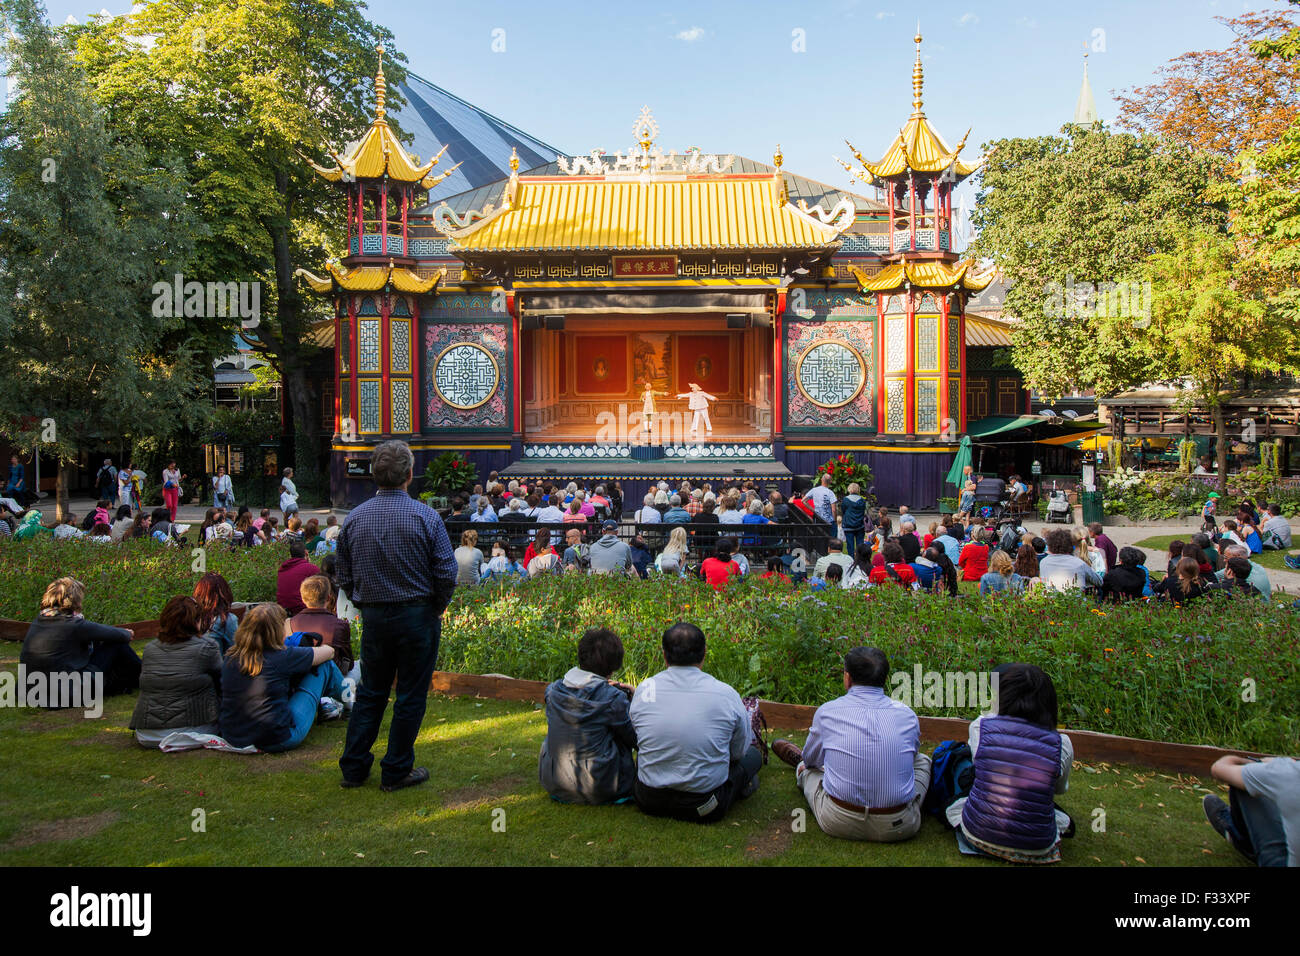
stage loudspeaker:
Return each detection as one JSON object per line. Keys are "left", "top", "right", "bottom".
{"left": 725, "top": 314, "right": 750, "bottom": 329}
{"left": 521, "top": 315, "right": 541, "bottom": 330}
{"left": 544, "top": 315, "right": 566, "bottom": 330}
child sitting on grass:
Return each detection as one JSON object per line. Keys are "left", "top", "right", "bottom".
{"left": 538, "top": 628, "right": 638, "bottom": 805}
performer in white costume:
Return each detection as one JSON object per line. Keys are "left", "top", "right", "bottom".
{"left": 640, "top": 381, "right": 666, "bottom": 438}
{"left": 677, "top": 383, "right": 717, "bottom": 437}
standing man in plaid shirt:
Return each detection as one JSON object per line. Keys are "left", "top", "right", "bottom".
{"left": 337, "top": 441, "right": 458, "bottom": 792}
{"left": 685, "top": 489, "right": 704, "bottom": 518}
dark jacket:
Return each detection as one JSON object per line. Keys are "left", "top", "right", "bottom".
{"left": 538, "top": 668, "right": 638, "bottom": 804}
{"left": 276, "top": 557, "right": 319, "bottom": 615}
{"left": 21, "top": 615, "right": 132, "bottom": 673}
{"left": 1101, "top": 565, "right": 1147, "bottom": 602}
{"left": 129, "top": 637, "right": 223, "bottom": 730}
{"left": 961, "top": 716, "right": 1062, "bottom": 852}
{"left": 289, "top": 608, "right": 354, "bottom": 675}
{"left": 629, "top": 543, "right": 653, "bottom": 579}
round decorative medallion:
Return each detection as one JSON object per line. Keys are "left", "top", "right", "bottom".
{"left": 433, "top": 342, "right": 499, "bottom": 410}
{"left": 795, "top": 340, "right": 866, "bottom": 409}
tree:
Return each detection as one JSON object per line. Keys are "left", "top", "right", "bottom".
{"left": 970, "top": 126, "right": 1222, "bottom": 400}
{"left": 1123, "top": 225, "right": 1298, "bottom": 487}
{"left": 74, "top": 0, "right": 405, "bottom": 502}
{"left": 0, "top": 0, "right": 204, "bottom": 518}
{"left": 1115, "top": 8, "right": 1300, "bottom": 160}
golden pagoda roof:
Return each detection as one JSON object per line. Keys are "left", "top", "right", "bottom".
{"left": 295, "top": 262, "right": 443, "bottom": 294}
{"left": 848, "top": 260, "right": 995, "bottom": 292}
{"left": 447, "top": 175, "right": 843, "bottom": 253}
{"left": 308, "top": 47, "right": 462, "bottom": 188}
{"left": 965, "top": 314, "right": 1015, "bottom": 347}
{"left": 839, "top": 32, "right": 981, "bottom": 183}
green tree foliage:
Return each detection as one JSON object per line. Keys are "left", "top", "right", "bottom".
{"left": 0, "top": 0, "right": 205, "bottom": 516}
{"left": 74, "top": 0, "right": 405, "bottom": 497}
{"left": 969, "top": 126, "right": 1222, "bottom": 400}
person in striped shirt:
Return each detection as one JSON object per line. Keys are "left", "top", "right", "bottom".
{"left": 773, "top": 647, "right": 930, "bottom": 842}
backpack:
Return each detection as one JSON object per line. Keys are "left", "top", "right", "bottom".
{"left": 740, "top": 696, "right": 769, "bottom": 764}
{"left": 923, "top": 740, "right": 975, "bottom": 818}
{"left": 999, "top": 524, "right": 1019, "bottom": 554}
{"left": 1139, "top": 565, "right": 1153, "bottom": 598}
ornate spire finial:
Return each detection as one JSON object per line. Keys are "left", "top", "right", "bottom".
{"left": 509, "top": 145, "right": 519, "bottom": 172}
{"left": 773, "top": 143, "right": 783, "bottom": 169}
{"left": 374, "top": 44, "right": 387, "bottom": 120}
{"left": 911, "top": 29, "right": 924, "bottom": 116}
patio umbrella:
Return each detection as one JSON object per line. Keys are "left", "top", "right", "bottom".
{"left": 944, "top": 435, "right": 972, "bottom": 489}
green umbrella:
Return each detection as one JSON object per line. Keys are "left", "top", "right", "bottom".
{"left": 944, "top": 435, "right": 972, "bottom": 489}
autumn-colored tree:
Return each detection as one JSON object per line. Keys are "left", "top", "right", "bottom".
{"left": 1115, "top": 8, "right": 1300, "bottom": 159}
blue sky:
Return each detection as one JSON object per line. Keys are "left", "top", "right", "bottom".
{"left": 40, "top": 0, "right": 1282, "bottom": 227}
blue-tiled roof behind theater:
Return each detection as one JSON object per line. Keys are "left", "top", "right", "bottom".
{"left": 391, "top": 72, "right": 563, "bottom": 204}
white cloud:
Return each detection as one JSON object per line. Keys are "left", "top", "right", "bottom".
{"left": 957, "top": 12, "right": 979, "bottom": 26}
{"left": 876, "top": 11, "right": 895, "bottom": 19}
{"left": 676, "top": 26, "right": 706, "bottom": 42}
{"left": 1016, "top": 16, "right": 1038, "bottom": 29}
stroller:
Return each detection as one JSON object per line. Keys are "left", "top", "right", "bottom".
{"left": 1045, "top": 490, "right": 1072, "bottom": 523}
{"left": 971, "top": 476, "right": 1007, "bottom": 524}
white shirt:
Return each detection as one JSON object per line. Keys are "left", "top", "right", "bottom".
{"left": 535, "top": 504, "right": 566, "bottom": 523}
{"left": 630, "top": 666, "right": 751, "bottom": 793}
{"left": 680, "top": 390, "right": 716, "bottom": 410}
{"left": 280, "top": 477, "right": 298, "bottom": 511}
{"left": 636, "top": 506, "right": 661, "bottom": 524}
{"left": 808, "top": 485, "right": 837, "bottom": 524}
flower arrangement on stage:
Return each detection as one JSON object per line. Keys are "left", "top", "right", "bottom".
{"left": 816, "top": 453, "right": 873, "bottom": 501}
{"left": 421, "top": 451, "right": 478, "bottom": 501}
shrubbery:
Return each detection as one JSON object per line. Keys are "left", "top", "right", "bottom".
{"left": 2, "top": 541, "right": 1296, "bottom": 752}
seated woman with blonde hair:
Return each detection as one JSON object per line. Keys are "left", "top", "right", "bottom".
{"left": 219, "top": 603, "right": 344, "bottom": 753}
{"left": 130, "top": 595, "right": 223, "bottom": 747}
{"left": 20, "top": 577, "right": 140, "bottom": 700}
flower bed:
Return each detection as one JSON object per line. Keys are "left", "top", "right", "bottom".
{"left": 2, "top": 541, "right": 1296, "bottom": 753}
{"left": 1102, "top": 467, "right": 1300, "bottom": 520}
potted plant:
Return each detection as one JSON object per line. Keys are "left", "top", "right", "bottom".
{"left": 420, "top": 452, "right": 478, "bottom": 508}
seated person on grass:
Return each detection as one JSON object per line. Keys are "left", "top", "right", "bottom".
{"left": 538, "top": 628, "right": 638, "bottom": 805}
{"left": 219, "top": 603, "right": 344, "bottom": 753}
{"left": 772, "top": 646, "right": 930, "bottom": 843}
{"left": 290, "top": 574, "right": 355, "bottom": 676}
{"left": 21, "top": 577, "right": 141, "bottom": 701}
{"left": 1214, "top": 544, "right": 1271, "bottom": 600}
{"left": 130, "top": 596, "right": 222, "bottom": 747}
{"left": 946, "top": 663, "right": 1074, "bottom": 864}
{"left": 630, "top": 622, "right": 762, "bottom": 824}
{"left": 1203, "top": 753, "right": 1299, "bottom": 867}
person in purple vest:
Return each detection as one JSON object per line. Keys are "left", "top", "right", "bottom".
{"left": 946, "top": 663, "right": 1075, "bottom": 863}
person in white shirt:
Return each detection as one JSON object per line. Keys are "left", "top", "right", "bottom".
{"left": 676, "top": 383, "right": 717, "bottom": 437}
{"left": 807, "top": 474, "right": 838, "bottom": 527}
{"left": 279, "top": 467, "right": 299, "bottom": 518}
{"left": 1261, "top": 504, "right": 1292, "bottom": 550}
{"left": 630, "top": 622, "right": 762, "bottom": 823}
{"left": 636, "top": 494, "right": 661, "bottom": 524}
{"left": 212, "top": 466, "right": 234, "bottom": 509}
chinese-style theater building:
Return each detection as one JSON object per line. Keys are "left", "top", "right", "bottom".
{"left": 301, "top": 37, "right": 1026, "bottom": 509}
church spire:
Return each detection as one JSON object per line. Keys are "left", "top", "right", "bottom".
{"left": 1074, "top": 48, "right": 1099, "bottom": 125}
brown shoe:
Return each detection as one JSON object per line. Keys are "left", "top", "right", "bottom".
{"left": 772, "top": 738, "right": 802, "bottom": 768}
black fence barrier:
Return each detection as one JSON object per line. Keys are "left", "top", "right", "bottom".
{"left": 440, "top": 513, "right": 838, "bottom": 563}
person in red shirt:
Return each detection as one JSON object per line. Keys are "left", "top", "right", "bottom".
{"left": 760, "top": 556, "right": 792, "bottom": 585}
{"left": 275, "top": 540, "right": 319, "bottom": 615}
{"left": 702, "top": 538, "right": 742, "bottom": 591}
{"left": 958, "top": 531, "right": 991, "bottom": 582}
{"left": 868, "top": 543, "right": 919, "bottom": 588}
{"left": 791, "top": 494, "right": 816, "bottom": 519}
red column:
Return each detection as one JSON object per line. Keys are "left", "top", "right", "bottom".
{"left": 333, "top": 300, "right": 342, "bottom": 434}
{"left": 887, "top": 186, "right": 895, "bottom": 255}
{"left": 908, "top": 175, "right": 917, "bottom": 252}
{"left": 400, "top": 188, "right": 409, "bottom": 257}
{"left": 380, "top": 292, "right": 391, "bottom": 434}
{"left": 380, "top": 181, "right": 389, "bottom": 255}
{"left": 773, "top": 304, "right": 783, "bottom": 439}
{"left": 939, "top": 292, "right": 949, "bottom": 433}
{"left": 509, "top": 295, "right": 522, "bottom": 440}
{"left": 958, "top": 299, "right": 967, "bottom": 433}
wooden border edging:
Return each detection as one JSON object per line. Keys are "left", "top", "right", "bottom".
{"left": 430, "top": 671, "right": 1269, "bottom": 775}
{"left": 1, "top": 621, "right": 1271, "bottom": 773}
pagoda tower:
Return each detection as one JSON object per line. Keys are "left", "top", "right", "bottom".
{"left": 297, "top": 47, "right": 457, "bottom": 440}
{"left": 839, "top": 31, "right": 992, "bottom": 439}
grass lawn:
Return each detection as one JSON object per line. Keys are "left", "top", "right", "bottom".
{"left": 1133, "top": 535, "right": 1299, "bottom": 578}
{"left": 0, "top": 655, "right": 1248, "bottom": 868}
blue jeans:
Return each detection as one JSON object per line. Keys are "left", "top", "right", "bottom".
{"left": 1228, "top": 784, "right": 1290, "bottom": 867}
{"left": 340, "top": 602, "right": 442, "bottom": 786}
{"left": 843, "top": 529, "right": 863, "bottom": 559}
{"left": 262, "top": 660, "right": 344, "bottom": 753}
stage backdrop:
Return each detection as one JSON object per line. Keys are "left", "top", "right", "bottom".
{"left": 674, "top": 333, "right": 731, "bottom": 393}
